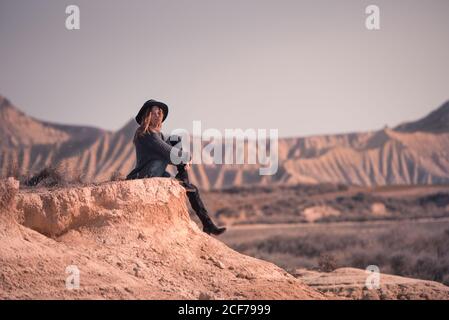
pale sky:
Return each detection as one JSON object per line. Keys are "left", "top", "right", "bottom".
{"left": 1, "top": 0, "right": 449, "bottom": 137}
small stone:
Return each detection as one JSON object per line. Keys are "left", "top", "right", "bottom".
{"left": 236, "top": 272, "right": 256, "bottom": 280}
{"left": 137, "top": 233, "right": 146, "bottom": 241}
{"left": 199, "top": 292, "right": 213, "bottom": 300}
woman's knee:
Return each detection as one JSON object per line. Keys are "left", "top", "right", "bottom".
{"left": 185, "top": 183, "right": 198, "bottom": 193}
{"left": 162, "top": 171, "right": 171, "bottom": 178}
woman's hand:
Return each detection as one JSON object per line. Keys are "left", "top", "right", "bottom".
{"left": 185, "top": 159, "right": 192, "bottom": 170}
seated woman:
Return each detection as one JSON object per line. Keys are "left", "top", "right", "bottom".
{"left": 126, "top": 99, "right": 226, "bottom": 236}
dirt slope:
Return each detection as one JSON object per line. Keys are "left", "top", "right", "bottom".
{"left": 0, "top": 177, "right": 323, "bottom": 299}
{"left": 294, "top": 268, "right": 449, "bottom": 300}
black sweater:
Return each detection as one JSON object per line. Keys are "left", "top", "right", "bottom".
{"left": 131, "top": 131, "right": 190, "bottom": 175}
{"left": 126, "top": 132, "right": 191, "bottom": 179}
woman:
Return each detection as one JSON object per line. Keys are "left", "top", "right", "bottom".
{"left": 126, "top": 99, "right": 226, "bottom": 236}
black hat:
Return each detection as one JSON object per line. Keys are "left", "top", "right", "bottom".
{"left": 135, "top": 99, "right": 169, "bottom": 125}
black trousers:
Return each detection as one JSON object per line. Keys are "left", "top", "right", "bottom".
{"left": 175, "top": 165, "right": 215, "bottom": 228}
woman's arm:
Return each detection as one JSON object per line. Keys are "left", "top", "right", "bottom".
{"left": 143, "top": 132, "right": 190, "bottom": 165}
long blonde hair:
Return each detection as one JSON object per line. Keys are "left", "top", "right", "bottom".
{"left": 133, "top": 107, "right": 162, "bottom": 143}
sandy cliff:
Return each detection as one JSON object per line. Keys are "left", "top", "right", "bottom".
{"left": 0, "top": 177, "right": 323, "bottom": 299}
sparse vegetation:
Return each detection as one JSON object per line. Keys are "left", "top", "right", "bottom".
{"left": 110, "top": 171, "right": 125, "bottom": 181}
{"left": 24, "top": 165, "right": 66, "bottom": 187}
{"left": 70, "top": 170, "right": 86, "bottom": 185}
{"left": 203, "top": 183, "right": 449, "bottom": 225}
{"left": 13, "top": 165, "right": 92, "bottom": 189}
{"left": 226, "top": 221, "right": 449, "bottom": 286}
{"left": 318, "top": 253, "right": 338, "bottom": 272}
{"left": 215, "top": 182, "right": 348, "bottom": 196}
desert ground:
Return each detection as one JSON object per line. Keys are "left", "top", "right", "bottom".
{"left": 220, "top": 217, "right": 449, "bottom": 285}
{"left": 2, "top": 177, "right": 449, "bottom": 299}
{"left": 200, "top": 184, "right": 449, "bottom": 288}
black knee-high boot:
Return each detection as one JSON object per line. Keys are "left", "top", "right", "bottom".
{"left": 176, "top": 164, "right": 226, "bottom": 235}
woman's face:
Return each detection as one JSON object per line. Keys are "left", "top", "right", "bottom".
{"left": 149, "top": 106, "right": 163, "bottom": 126}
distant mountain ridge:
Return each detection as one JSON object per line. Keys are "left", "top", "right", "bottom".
{"left": 1, "top": 94, "right": 449, "bottom": 189}
{"left": 0, "top": 96, "right": 105, "bottom": 147}
{"left": 395, "top": 100, "right": 449, "bottom": 133}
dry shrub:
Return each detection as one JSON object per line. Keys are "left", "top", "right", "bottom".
{"left": 71, "top": 171, "right": 86, "bottom": 185}
{"left": 24, "top": 165, "right": 66, "bottom": 187}
{"left": 318, "top": 253, "right": 338, "bottom": 272}
{"left": 110, "top": 171, "right": 125, "bottom": 181}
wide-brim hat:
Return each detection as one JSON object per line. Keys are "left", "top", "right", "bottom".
{"left": 135, "top": 99, "right": 169, "bottom": 125}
